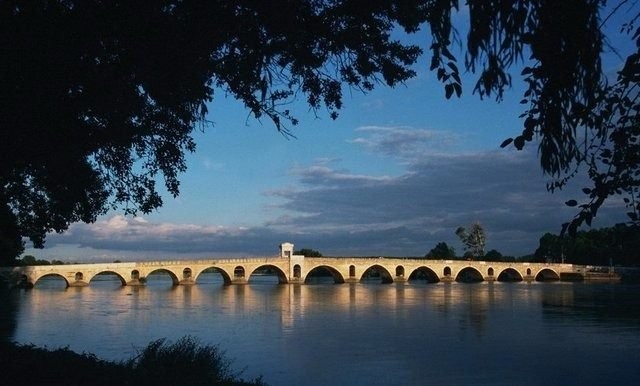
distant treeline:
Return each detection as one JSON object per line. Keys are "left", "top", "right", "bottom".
{"left": 533, "top": 223, "right": 640, "bottom": 266}
{"left": 421, "top": 223, "right": 640, "bottom": 266}
{"left": 14, "top": 255, "right": 65, "bottom": 266}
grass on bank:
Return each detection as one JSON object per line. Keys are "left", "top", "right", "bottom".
{"left": 0, "top": 336, "right": 266, "bottom": 386}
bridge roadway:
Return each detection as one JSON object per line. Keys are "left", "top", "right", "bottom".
{"left": 0, "top": 243, "right": 594, "bottom": 288}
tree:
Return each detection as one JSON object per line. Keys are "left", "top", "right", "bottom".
{"left": 484, "top": 249, "right": 503, "bottom": 262}
{"left": 17, "top": 255, "right": 51, "bottom": 266}
{"left": 3, "top": 1, "right": 640, "bottom": 265}
{"left": 0, "top": 204, "right": 23, "bottom": 262}
{"left": 0, "top": 1, "right": 427, "bottom": 265}
{"left": 456, "top": 223, "right": 486, "bottom": 260}
{"left": 435, "top": 1, "right": 640, "bottom": 234}
{"left": 534, "top": 233, "right": 562, "bottom": 263}
{"left": 293, "top": 248, "right": 322, "bottom": 257}
{"left": 425, "top": 242, "right": 456, "bottom": 259}
{"left": 20, "top": 255, "right": 36, "bottom": 266}
{"left": 534, "top": 223, "right": 640, "bottom": 265}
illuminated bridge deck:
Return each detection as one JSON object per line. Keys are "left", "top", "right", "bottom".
{"left": 0, "top": 243, "right": 612, "bottom": 288}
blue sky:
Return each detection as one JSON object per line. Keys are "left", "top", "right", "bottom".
{"left": 26, "top": 9, "right": 634, "bottom": 262}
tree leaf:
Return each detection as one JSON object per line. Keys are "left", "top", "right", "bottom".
{"left": 514, "top": 136, "right": 525, "bottom": 150}
{"left": 500, "top": 138, "right": 513, "bottom": 148}
{"left": 445, "top": 84, "right": 454, "bottom": 99}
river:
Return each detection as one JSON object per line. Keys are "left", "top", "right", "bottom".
{"left": 1, "top": 274, "right": 639, "bottom": 385}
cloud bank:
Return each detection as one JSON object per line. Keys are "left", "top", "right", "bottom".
{"left": 39, "top": 126, "right": 627, "bottom": 260}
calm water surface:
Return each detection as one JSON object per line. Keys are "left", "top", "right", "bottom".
{"left": 1, "top": 274, "right": 640, "bottom": 385}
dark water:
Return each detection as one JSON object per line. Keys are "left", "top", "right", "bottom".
{"left": 2, "top": 274, "right": 640, "bottom": 385}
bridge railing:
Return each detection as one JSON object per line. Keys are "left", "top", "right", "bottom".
{"left": 130, "top": 256, "right": 284, "bottom": 266}
{"left": 303, "top": 256, "right": 578, "bottom": 267}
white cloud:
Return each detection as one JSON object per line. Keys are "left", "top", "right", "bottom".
{"left": 47, "top": 215, "right": 254, "bottom": 253}
{"left": 350, "top": 126, "right": 460, "bottom": 160}
{"left": 201, "top": 157, "right": 225, "bottom": 171}
{"left": 360, "top": 98, "right": 384, "bottom": 110}
{"left": 291, "top": 165, "right": 394, "bottom": 186}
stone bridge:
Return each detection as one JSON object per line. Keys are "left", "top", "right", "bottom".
{"left": 0, "top": 242, "right": 599, "bottom": 288}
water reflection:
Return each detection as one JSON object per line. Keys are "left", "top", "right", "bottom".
{"left": 2, "top": 278, "right": 640, "bottom": 385}
{"left": 0, "top": 285, "right": 18, "bottom": 341}
{"left": 541, "top": 282, "right": 640, "bottom": 326}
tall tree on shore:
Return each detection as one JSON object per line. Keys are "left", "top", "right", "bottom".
{"left": 2, "top": 1, "right": 640, "bottom": 265}
{"left": 456, "top": 223, "right": 486, "bottom": 260}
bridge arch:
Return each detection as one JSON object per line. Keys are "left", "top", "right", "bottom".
{"left": 88, "top": 271, "right": 127, "bottom": 286}
{"left": 497, "top": 268, "right": 524, "bottom": 282}
{"left": 247, "top": 264, "right": 288, "bottom": 284}
{"left": 146, "top": 268, "right": 180, "bottom": 286}
{"left": 407, "top": 266, "right": 440, "bottom": 283}
{"left": 304, "top": 265, "right": 345, "bottom": 284}
{"left": 194, "top": 267, "right": 233, "bottom": 285}
{"left": 455, "top": 267, "right": 484, "bottom": 283}
{"left": 535, "top": 268, "right": 560, "bottom": 281}
{"left": 361, "top": 264, "right": 393, "bottom": 284}
{"left": 0, "top": 257, "right": 593, "bottom": 288}
{"left": 33, "top": 273, "right": 69, "bottom": 288}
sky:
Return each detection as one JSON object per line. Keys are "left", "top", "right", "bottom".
{"left": 25, "top": 8, "right": 634, "bottom": 262}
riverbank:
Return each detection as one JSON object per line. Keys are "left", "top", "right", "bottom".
{"left": 1, "top": 337, "right": 265, "bottom": 386}
{"left": 618, "top": 267, "right": 640, "bottom": 282}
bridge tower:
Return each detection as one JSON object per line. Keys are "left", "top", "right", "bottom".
{"left": 280, "top": 242, "right": 304, "bottom": 284}
{"left": 280, "top": 242, "right": 294, "bottom": 259}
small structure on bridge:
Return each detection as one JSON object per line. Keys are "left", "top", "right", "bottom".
{"left": 280, "top": 242, "right": 294, "bottom": 258}
{"left": 280, "top": 242, "right": 305, "bottom": 284}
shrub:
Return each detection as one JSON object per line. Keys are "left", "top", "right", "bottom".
{"left": 1, "top": 337, "right": 265, "bottom": 386}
